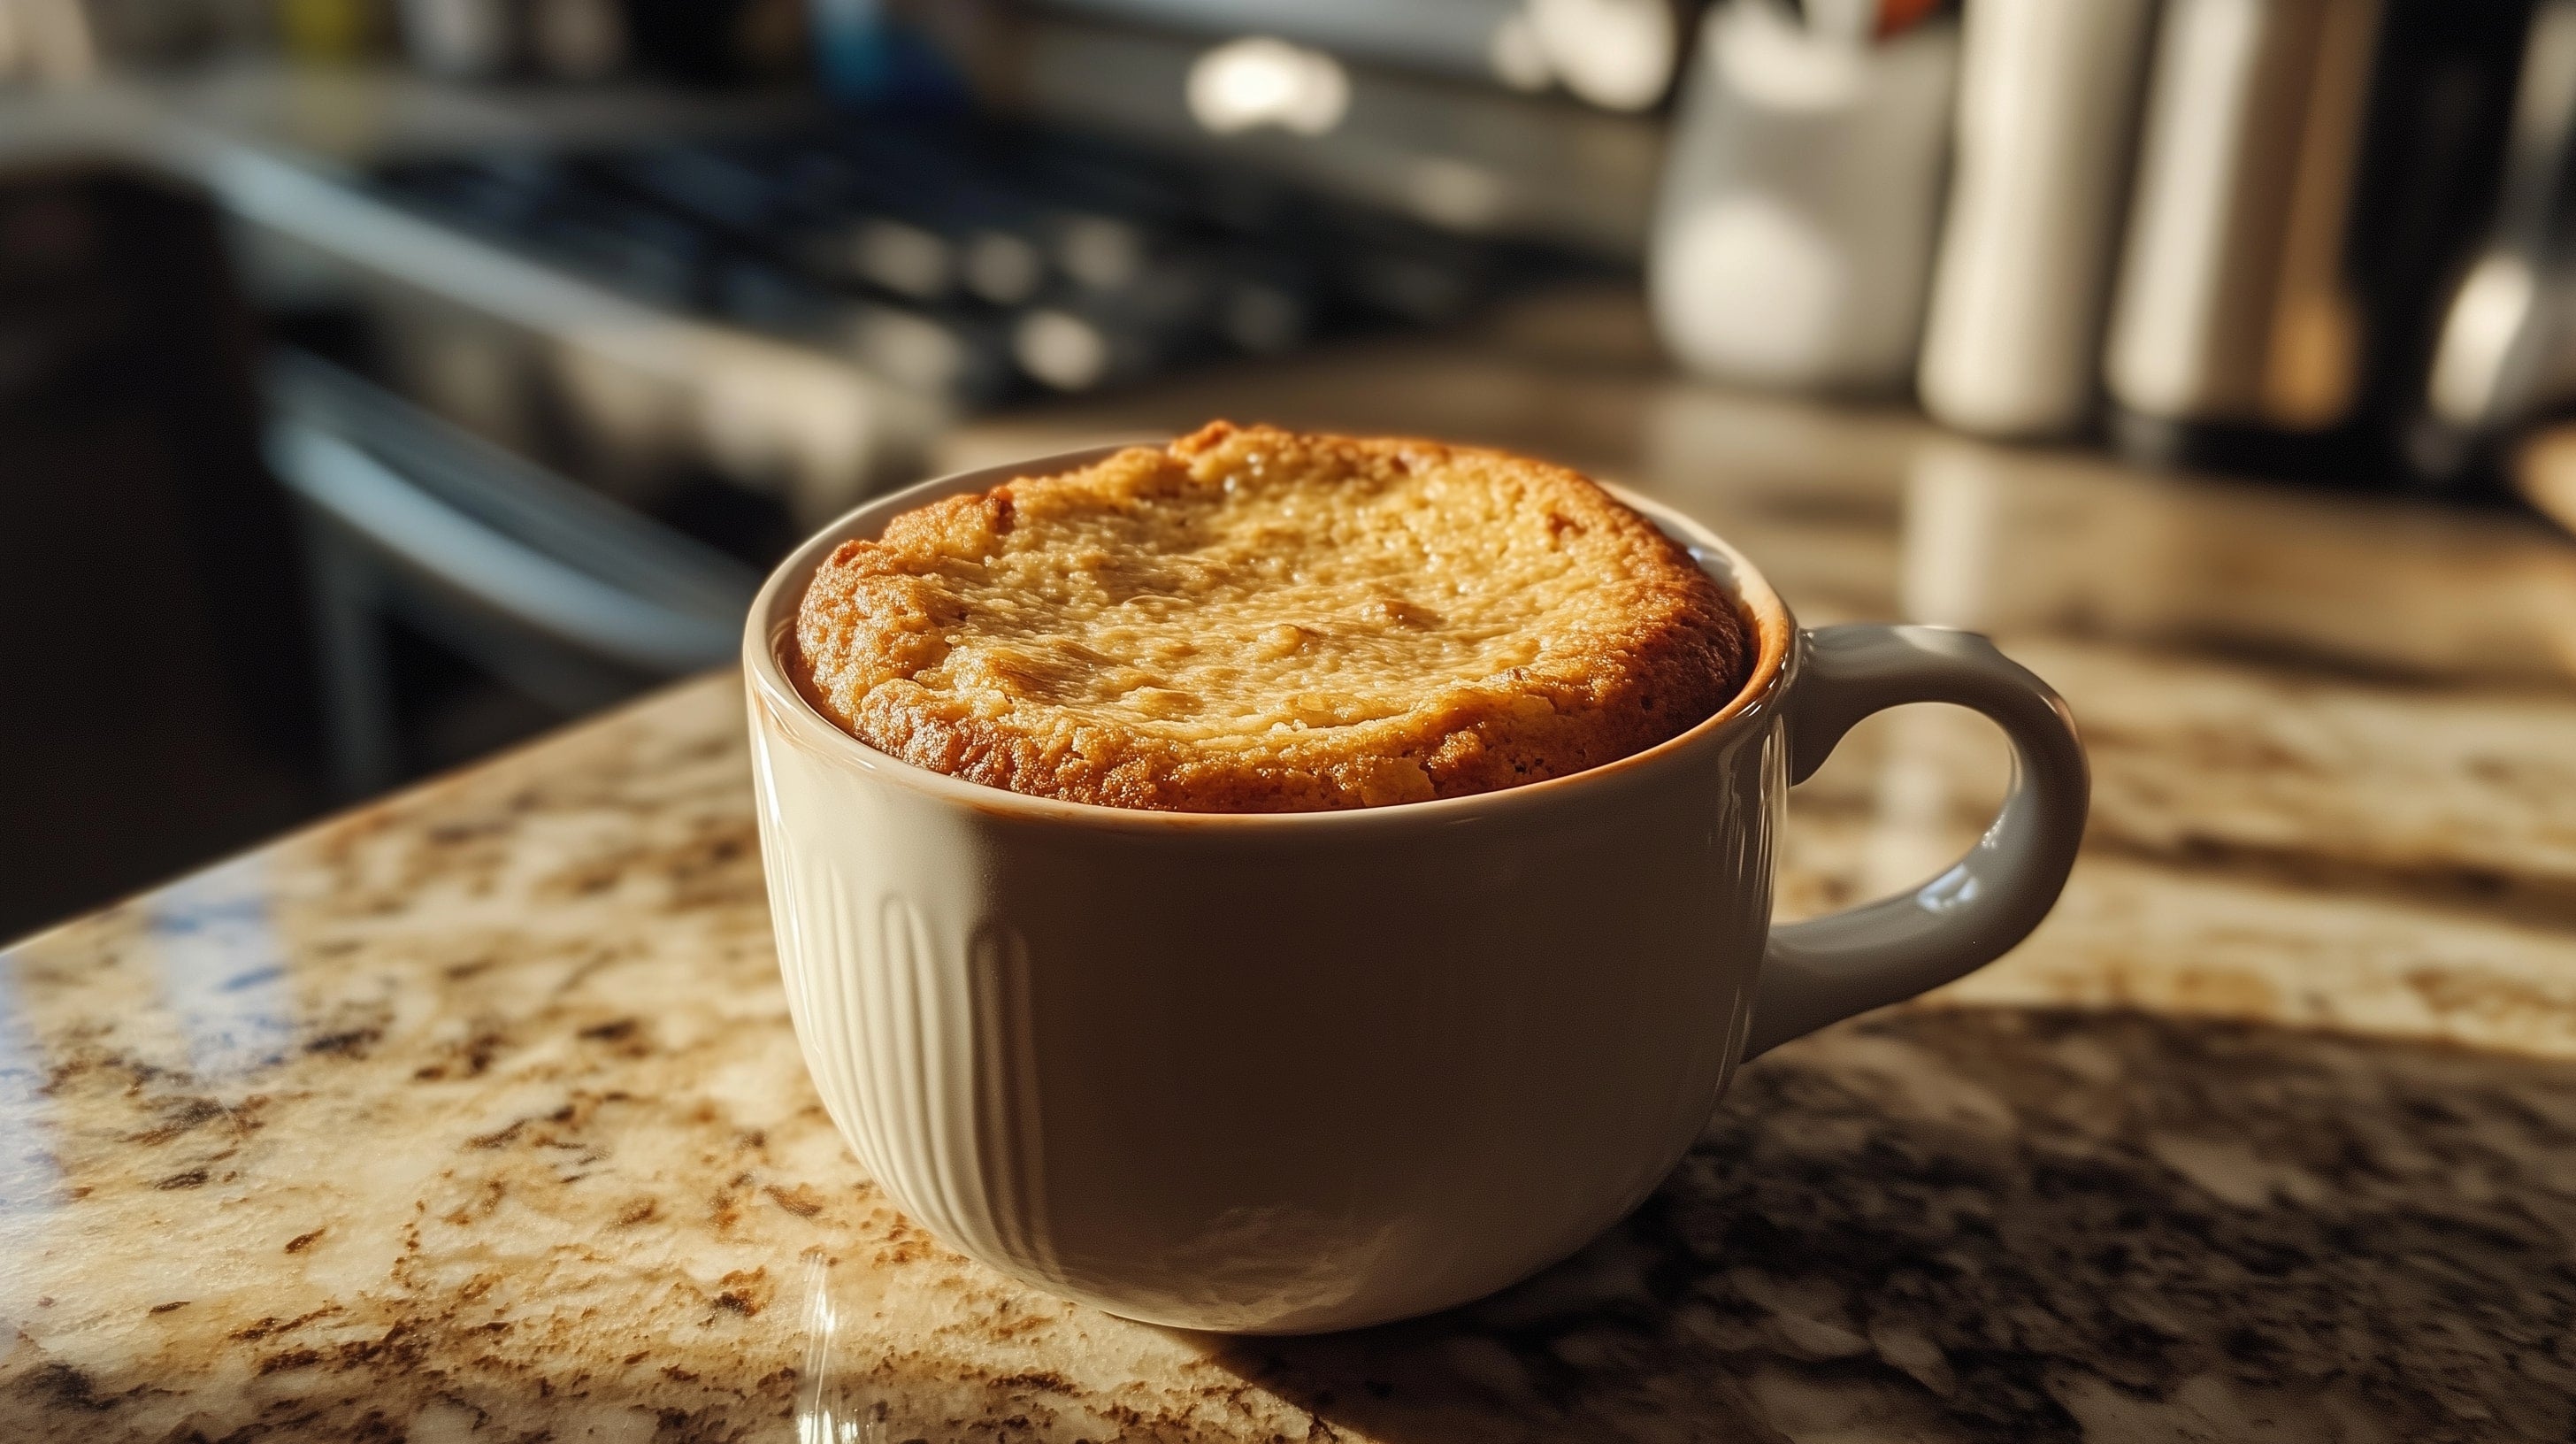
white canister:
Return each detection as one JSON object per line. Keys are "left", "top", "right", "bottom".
{"left": 1648, "top": 0, "right": 1960, "bottom": 394}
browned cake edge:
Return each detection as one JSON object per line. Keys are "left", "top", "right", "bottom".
{"left": 794, "top": 422, "right": 1752, "bottom": 812}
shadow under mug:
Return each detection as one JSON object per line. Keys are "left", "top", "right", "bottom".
{"left": 745, "top": 446, "right": 2089, "bottom": 1334}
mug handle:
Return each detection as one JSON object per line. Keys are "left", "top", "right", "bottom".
{"left": 1744, "top": 625, "right": 2090, "bottom": 1059}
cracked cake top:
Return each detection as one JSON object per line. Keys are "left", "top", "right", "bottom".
{"left": 794, "top": 422, "right": 1751, "bottom": 811}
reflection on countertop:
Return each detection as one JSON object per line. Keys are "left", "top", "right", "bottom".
{"left": 9, "top": 297, "right": 2576, "bottom": 1439}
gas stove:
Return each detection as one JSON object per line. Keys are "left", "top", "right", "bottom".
{"left": 371, "top": 119, "right": 1605, "bottom": 415}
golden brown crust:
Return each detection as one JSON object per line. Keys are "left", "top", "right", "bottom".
{"left": 794, "top": 422, "right": 1750, "bottom": 811}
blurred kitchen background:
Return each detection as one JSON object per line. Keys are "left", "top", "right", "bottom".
{"left": 8, "top": 0, "right": 2576, "bottom": 939}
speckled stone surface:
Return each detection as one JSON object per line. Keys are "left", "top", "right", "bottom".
{"left": 8, "top": 626, "right": 2576, "bottom": 1442}
{"left": 15, "top": 323, "right": 2576, "bottom": 1440}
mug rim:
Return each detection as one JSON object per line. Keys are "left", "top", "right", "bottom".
{"left": 743, "top": 442, "right": 1799, "bottom": 831}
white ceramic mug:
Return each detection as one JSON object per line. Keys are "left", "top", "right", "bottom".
{"left": 746, "top": 447, "right": 2089, "bottom": 1334}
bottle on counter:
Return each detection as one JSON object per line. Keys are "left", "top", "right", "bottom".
{"left": 278, "top": 0, "right": 390, "bottom": 63}
{"left": 398, "top": 0, "right": 628, "bottom": 79}
{"left": 808, "top": 0, "right": 984, "bottom": 110}
{"left": 1914, "top": 0, "right": 2159, "bottom": 439}
{"left": 395, "top": 0, "right": 512, "bottom": 76}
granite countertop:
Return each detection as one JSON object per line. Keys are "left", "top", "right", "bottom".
{"left": 12, "top": 318, "right": 2576, "bottom": 1439}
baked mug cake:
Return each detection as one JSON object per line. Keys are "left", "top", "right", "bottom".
{"left": 746, "top": 430, "right": 2088, "bottom": 1333}
{"left": 793, "top": 422, "right": 1752, "bottom": 810}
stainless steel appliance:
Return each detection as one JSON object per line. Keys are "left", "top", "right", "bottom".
{"left": 267, "top": 351, "right": 757, "bottom": 796}
{"left": 2104, "top": 0, "right": 2532, "bottom": 487}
